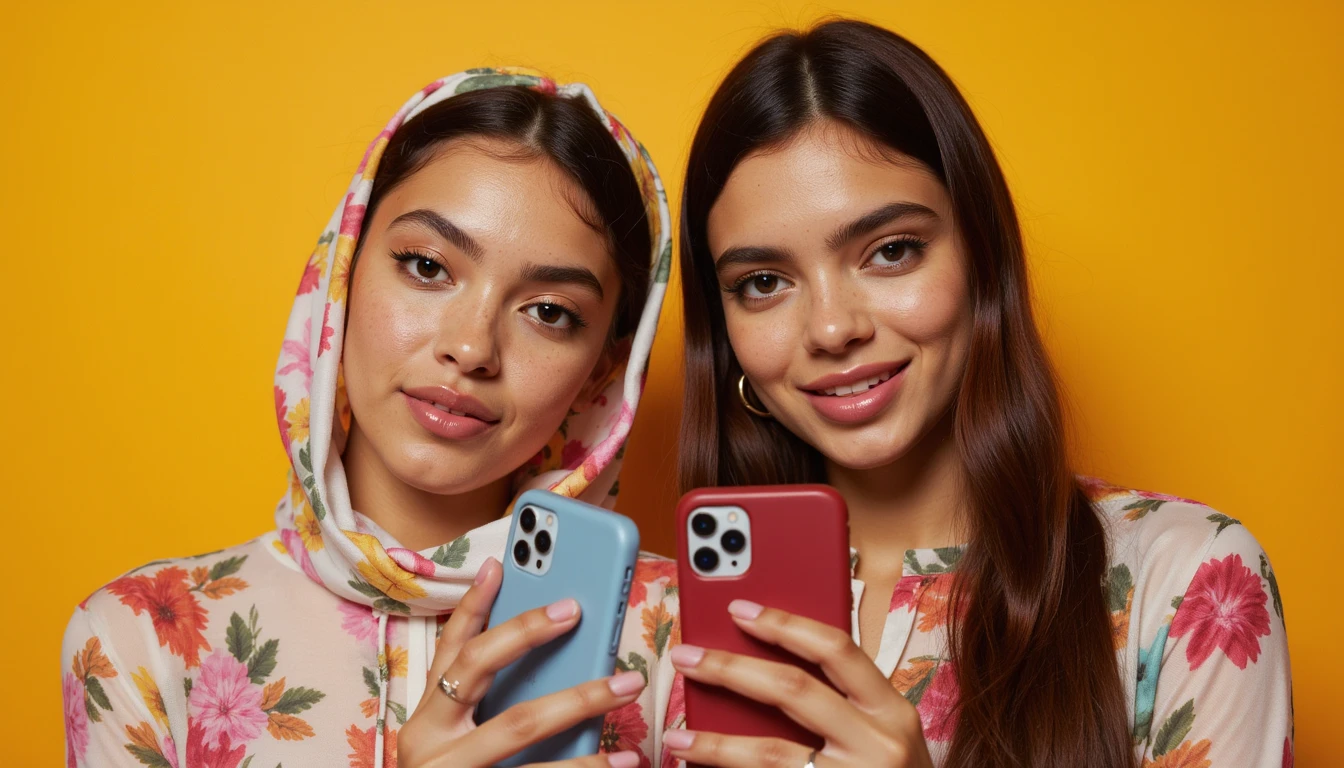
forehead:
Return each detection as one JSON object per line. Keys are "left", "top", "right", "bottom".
{"left": 707, "top": 122, "right": 949, "bottom": 251}
{"left": 379, "top": 137, "right": 611, "bottom": 259}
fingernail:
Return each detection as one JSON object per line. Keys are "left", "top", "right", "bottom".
{"left": 663, "top": 729, "right": 696, "bottom": 750}
{"left": 607, "top": 752, "right": 640, "bottom": 768}
{"left": 728, "top": 599, "right": 764, "bottom": 620}
{"left": 670, "top": 644, "right": 705, "bottom": 668}
{"left": 607, "top": 671, "right": 645, "bottom": 696}
{"left": 546, "top": 598, "right": 578, "bottom": 621}
{"left": 474, "top": 558, "right": 496, "bottom": 586}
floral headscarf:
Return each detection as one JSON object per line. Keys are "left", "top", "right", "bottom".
{"left": 272, "top": 68, "right": 671, "bottom": 617}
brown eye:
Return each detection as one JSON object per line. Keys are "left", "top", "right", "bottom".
{"left": 526, "top": 302, "right": 573, "bottom": 328}
{"left": 415, "top": 258, "right": 440, "bottom": 279}
{"left": 739, "top": 272, "right": 792, "bottom": 299}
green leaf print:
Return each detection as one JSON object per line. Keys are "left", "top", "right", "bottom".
{"left": 227, "top": 613, "right": 254, "bottom": 663}
{"left": 652, "top": 614, "right": 674, "bottom": 657}
{"left": 1152, "top": 699, "right": 1196, "bottom": 757}
{"left": 238, "top": 757, "right": 253, "bottom": 768}
{"left": 614, "top": 652, "right": 649, "bottom": 685}
{"left": 125, "top": 743, "right": 173, "bottom": 767}
{"left": 184, "top": 677, "right": 193, "bottom": 699}
{"left": 84, "top": 676, "right": 111, "bottom": 723}
{"left": 903, "top": 550, "right": 947, "bottom": 575}
{"left": 374, "top": 596, "right": 411, "bottom": 614}
{"left": 1171, "top": 595, "right": 1184, "bottom": 610}
{"left": 363, "top": 667, "right": 381, "bottom": 698}
{"left": 933, "top": 547, "right": 963, "bottom": 568}
{"left": 1106, "top": 564, "right": 1134, "bottom": 613}
{"left": 387, "top": 699, "right": 408, "bottom": 725}
{"left": 248, "top": 639, "right": 279, "bottom": 684}
{"left": 902, "top": 658, "right": 942, "bottom": 707}
{"left": 272, "top": 686, "right": 326, "bottom": 714}
{"left": 432, "top": 535, "right": 471, "bottom": 568}
{"left": 654, "top": 240, "right": 673, "bottom": 282}
{"left": 455, "top": 73, "right": 542, "bottom": 94}
{"left": 1261, "top": 554, "right": 1284, "bottom": 622}
{"left": 1122, "top": 498, "right": 1166, "bottom": 520}
{"left": 209, "top": 556, "right": 248, "bottom": 581}
{"left": 1206, "top": 513, "right": 1241, "bottom": 535}
{"left": 348, "top": 579, "right": 385, "bottom": 599}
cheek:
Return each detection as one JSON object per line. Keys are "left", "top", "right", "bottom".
{"left": 874, "top": 263, "right": 972, "bottom": 354}
{"left": 723, "top": 303, "right": 795, "bottom": 384}
{"left": 343, "top": 269, "right": 436, "bottom": 404}
{"left": 502, "top": 337, "right": 601, "bottom": 421}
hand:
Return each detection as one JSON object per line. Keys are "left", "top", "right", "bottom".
{"left": 662, "top": 600, "right": 934, "bottom": 768}
{"left": 398, "top": 557, "right": 647, "bottom": 768}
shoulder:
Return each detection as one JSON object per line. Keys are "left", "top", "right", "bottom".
{"left": 65, "top": 535, "right": 279, "bottom": 668}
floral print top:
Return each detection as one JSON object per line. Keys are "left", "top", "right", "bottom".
{"left": 62, "top": 68, "right": 681, "bottom": 768}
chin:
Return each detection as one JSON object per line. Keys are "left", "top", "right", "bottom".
{"left": 392, "top": 443, "right": 509, "bottom": 496}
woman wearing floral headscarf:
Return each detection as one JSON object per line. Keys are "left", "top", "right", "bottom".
{"left": 62, "top": 69, "right": 680, "bottom": 768}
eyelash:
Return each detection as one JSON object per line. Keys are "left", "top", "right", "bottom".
{"left": 391, "top": 248, "right": 450, "bottom": 285}
{"left": 391, "top": 249, "right": 588, "bottom": 336}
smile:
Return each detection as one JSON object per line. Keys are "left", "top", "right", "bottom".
{"left": 401, "top": 385, "right": 500, "bottom": 441}
{"left": 799, "top": 361, "right": 909, "bottom": 424}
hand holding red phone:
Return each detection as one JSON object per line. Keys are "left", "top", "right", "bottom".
{"left": 397, "top": 557, "right": 646, "bottom": 768}
{"left": 663, "top": 598, "right": 934, "bottom": 768}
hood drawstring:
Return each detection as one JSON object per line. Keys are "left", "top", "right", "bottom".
{"left": 374, "top": 610, "right": 390, "bottom": 768}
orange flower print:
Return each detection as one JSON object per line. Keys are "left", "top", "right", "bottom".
{"left": 346, "top": 723, "right": 397, "bottom": 768}
{"left": 641, "top": 603, "right": 675, "bottom": 657}
{"left": 287, "top": 398, "right": 311, "bottom": 447}
{"left": 1142, "top": 739, "right": 1212, "bottom": 768}
{"left": 132, "top": 667, "right": 170, "bottom": 729}
{"left": 889, "top": 657, "right": 938, "bottom": 697}
{"left": 345, "top": 531, "right": 428, "bottom": 602}
{"left": 915, "top": 575, "right": 955, "bottom": 632}
{"left": 627, "top": 559, "right": 676, "bottom": 608}
{"left": 108, "top": 566, "right": 211, "bottom": 667}
{"left": 73, "top": 636, "right": 116, "bottom": 681}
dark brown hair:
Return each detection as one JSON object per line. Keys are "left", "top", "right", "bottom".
{"left": 679, "top": 20, "right": 1132, "bottom": 768}
{"left": 360, "top": 86, "right": 652, "bottom": 338}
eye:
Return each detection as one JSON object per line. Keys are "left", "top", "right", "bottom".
{"left": 865, "top": 237, "right": 929, "bottom": 268}
{"left": 738, "top": 272, "right": 793, "bottom": 299}
{"left": 408, "top": 257, "right": 447, "bottom": 282}
{"left": 525, "top": 302, "right": 577, "bottom": 329}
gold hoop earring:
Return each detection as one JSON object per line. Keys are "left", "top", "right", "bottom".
{"left": 737, "top": 374, "right": 773, "bottom": 419}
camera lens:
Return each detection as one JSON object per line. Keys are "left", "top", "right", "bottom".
{"left": 519, "top": 507, "right": 537, "bottom": 533}
{"left": 534, "top": 530, "right": 552, "bottom": 555}
{"left": 691, "top": 513, "right": 717, "bottom": 538}
{"left": 693, "top": 547, "right": 720, "bottom": 572}
{"left": 513, "top": 539, "right": 531, "bottom": 566}
{"left": 721, "top": 529, "right": 746, "bottom": 554}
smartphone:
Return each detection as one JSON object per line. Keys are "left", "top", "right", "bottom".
{"left": 676, "top": 484, "right": 851, "bottom": 753}
{"left": 475, "top": 489, "right": 640, "bottom": 766}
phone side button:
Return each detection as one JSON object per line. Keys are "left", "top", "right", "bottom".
{"left": 620, "top": 567, "right": 632, "bottom": 596}
{"left": 609, "top": 605, "right": 627, "bottom": 654}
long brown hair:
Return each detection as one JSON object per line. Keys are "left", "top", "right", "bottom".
{"left": 678, "top": 20, "right": 1132, "bottom": 767}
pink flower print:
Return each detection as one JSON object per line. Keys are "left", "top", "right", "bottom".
{"left": 186, "top": 719, "right": 246, "bottom": 768}
{"left": 278, "top": 318, "right": 314, "bottom": 384}
{"left": 318, "top": 303, "right": 335, "bottom": 356}
{"left": 298, "top": 258, "right": 322, "bottom": 296}
{"left": 889, "top": 574, "right": 922, "bottom": 611}
{"left": 275, "top": 387, "right": 291, "bottom": 452}
{"left": 162, "top": 734, "right": 180, "bottom": 768}
{"left": 279, "top": 528, "right": 321, "bottom": 584}
{"left": 1283, "top": 737, "right": 1294, "bottom": 768}
{"left": 188, "top": 650, "right": 267, "bottom": 749}
{"left": 340, "top": 199, "right": 366, "bottom": 239}
{"left": 1170, "top": 553, "right": 1272, "bottom": 670}
{"left": 388, "top": 547, "right": 438, "bottom": 577}
{"left": 561, "top": 439, "right": 589, "bottom": 470}
{"left": 63, "top": 673, "right": 88, "bottom": 768}
{"left": 917, "top": 662, "right": 960, "bottom": 742}
{"left": 339, "top": 600, "right": 379, "bottom": 650}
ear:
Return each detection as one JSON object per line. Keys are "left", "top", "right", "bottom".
{"left": 571, "top": 345, "right": 616, "bottom": 413}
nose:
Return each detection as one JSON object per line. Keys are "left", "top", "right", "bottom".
{"left": 435, "top": 291, "right": 501, "bottom": 377}
{"left": 803, "top": 277, "right": 874, "bottom": 356}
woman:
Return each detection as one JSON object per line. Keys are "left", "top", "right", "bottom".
{"left": 665, "top": 21, "right": 1292, "bottom": 768}
{"left": 62, "top": 69, "right": 679, "bottom": 768}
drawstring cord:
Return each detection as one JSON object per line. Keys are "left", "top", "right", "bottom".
{"left": 374, "top": 609, "right": 390, "bottom": 768}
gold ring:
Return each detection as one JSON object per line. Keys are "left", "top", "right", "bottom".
{"left": 437, "top": 674, "right": 469, "bottom": 704}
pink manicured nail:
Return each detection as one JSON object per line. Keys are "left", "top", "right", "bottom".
{"left": 670, "top": 644, "right": 705, "bottom": 668}
{"left": 474, "top": 557, "right": 496, "bottom": 586}
{"left": 663, "top": 729, "right": 696, "bottom": 750}
{"left": 546, "top": 598, "right": 578, "bottom": 621}
{"left": 607, "top": 752, "right": 641, "bottom": 768}
{"left": 728, "top": 599, "right": 764, "bottom": 620}
{"left": 607, "top": 671, "right": 646, "bottom": 696}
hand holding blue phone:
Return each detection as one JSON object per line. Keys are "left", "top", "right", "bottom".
{"left": 397, "top": 491, "right": 645, "bottom": 768}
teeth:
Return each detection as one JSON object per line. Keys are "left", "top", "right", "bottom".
{"left": 819, "top": 373, "right": 890, "bottom": 397}
{"left": 430, "top": 403, "right": 471, "bottom": 417}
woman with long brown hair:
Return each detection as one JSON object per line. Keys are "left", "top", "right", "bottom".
{"left": 666, "top": 20, "right": 1292, "bottom": 768}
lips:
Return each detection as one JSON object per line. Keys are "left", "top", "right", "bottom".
{"left": 401, "top": 386, "right": 500, "bottom": 441}
{"left": 799, "top": 361, "right": 909, "bottom": 425}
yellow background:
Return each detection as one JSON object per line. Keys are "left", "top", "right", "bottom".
{"left": 2, "top": 1, "right": 1339, "bottom": 762}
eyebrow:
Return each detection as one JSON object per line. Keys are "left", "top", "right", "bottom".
{"left": 520, "top": 263, "right": 605, "bottom": 301}
{"left": 714, "top": 245, "right": 795, "bottom": 278}
{"left": 388, "top": 209, "right": 484, "bottom": 262}
{"left": 824, "top": 202, "right": 940, "bottom": 251}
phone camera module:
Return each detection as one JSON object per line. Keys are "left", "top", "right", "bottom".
{"left": 721, "top": 529, "right": 746, "bottom": 554}
{"left": 513, "top": 539, "right": 531, "bottom": 566}
{"left": 534, "top": 529, "right": 552, "bottom": 555}
{"left": 693, "top": 547, "right": 720, "bottom": 572}
{"left": 691, "top": 513, "right": 717, "bottom": 538}
{"left": 519, "top": 507, "right": 537, "bottom": 533}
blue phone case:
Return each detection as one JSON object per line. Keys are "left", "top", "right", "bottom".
{"left": 475, "top": 489, "right": 640, "bottom": 765}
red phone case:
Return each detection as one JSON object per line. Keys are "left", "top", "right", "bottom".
{"left": 676, "top": 484, "right": 851, "bottom": 753}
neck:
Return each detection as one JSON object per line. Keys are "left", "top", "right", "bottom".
{"left": 342, "top": 422, "right": 510, "bottom": 552}
{"left": 826, "top": 409, "right": 968, "bottom": 581}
